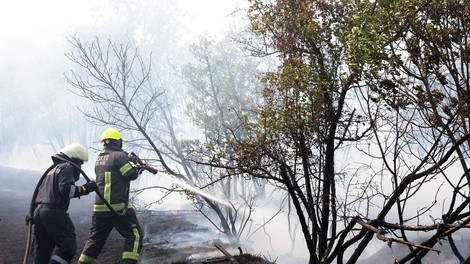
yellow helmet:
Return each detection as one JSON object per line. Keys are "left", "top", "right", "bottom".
{"left": 100, "top": 128, "right": 122, "bottom": 143}
{"left": 61, "top": 143, "right": 89, "bottom": 162}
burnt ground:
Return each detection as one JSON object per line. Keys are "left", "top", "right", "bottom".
{"left": 0, "top": 167, "right": 273, "bottom": 264}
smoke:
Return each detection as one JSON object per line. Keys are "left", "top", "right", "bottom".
{"left": 240, "top": 198, "right": 310, "bottom": 263}
{"left": 138, "top": 210, "right": 232, "bottom": 264}
{"left": 132, "top": 170, "right": 310, "bottom": 262}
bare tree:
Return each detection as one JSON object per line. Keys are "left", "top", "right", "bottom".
{"left": 64, "top": 35, "right": 265, "bottom": 247}
{"left": 178, "top": 35, "right": 274, "bottom": 244}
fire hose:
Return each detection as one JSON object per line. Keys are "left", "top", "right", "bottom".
{"left": 129, "top": 152, "right": 158, "bottom": 174}
{"left": 22, "top": 153, "right": 157, "bottom": 264}
{"left": 23, "top": 163, "right": 57, "bottom": 264}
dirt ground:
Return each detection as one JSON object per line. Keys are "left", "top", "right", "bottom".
{"left": 0, "top": 166, "right": 273, "bottom": 264}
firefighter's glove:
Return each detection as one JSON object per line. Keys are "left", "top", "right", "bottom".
{"left": 25, "top": 216, "right": 34, "bottom": 225}
{"left": 82, "top": 181, "right": 98, "bottom": 195}
{"left": 136, "top": 164, "right": 145, "bottom": 175}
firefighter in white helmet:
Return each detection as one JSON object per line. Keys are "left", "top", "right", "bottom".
{"left": 33, "top": 143, "right": 97, "bottom": 264}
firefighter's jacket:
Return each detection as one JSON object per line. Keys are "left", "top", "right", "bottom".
{"left": 34, "top": 154, "right": 82, "bottom": 211}
{"left": 93, "top": 145, "right": 139, "bottom": 214}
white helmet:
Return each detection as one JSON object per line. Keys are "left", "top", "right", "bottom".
{"left": 61, "top": 143, "right": 89, "bottom": 162}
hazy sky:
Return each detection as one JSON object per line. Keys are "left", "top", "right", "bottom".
{"left": 0, "top": 0, "right": 247, "bottom": 168}
{"left": 0, "top": 0, "right": 246, "bottom": 42}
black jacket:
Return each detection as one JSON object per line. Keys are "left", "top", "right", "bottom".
{"left": 34, "top": 154, "right": 82, "bottom": 211}
{"left": 93, "top": 145, "right": 139, "bottom": 214}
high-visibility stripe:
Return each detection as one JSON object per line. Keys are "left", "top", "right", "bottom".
{"left": 69, "top": 186, "right": 78, "bottom": 198}
{"left": 93, "top": 202, "right": 132, "bottom": 212}
{"left": 122, "top": 251, "right": 139, "bottom": 261}
{"left": 104, "top": 171, "right": 111, "bottom": 202}
{"left": 51, "top": 255, "right": 68, "bottom": 264}
{"left": 119, "top": 162, "right": 134, "bottom": 176}
{"left": 78, "top": 254, "right": 96, "bottom": 264}
{"left": 132, "top": 226, "right": 141, "bottom": 253}
{"left": 121, "top": 226, "right": 141, "bottom": 261}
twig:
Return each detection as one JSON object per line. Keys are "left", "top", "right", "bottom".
{"left": 214, "top": 243, "right": 240, "bottom": 264}
{"left": 354, "top": 216, "right": 441, "bottom": 253}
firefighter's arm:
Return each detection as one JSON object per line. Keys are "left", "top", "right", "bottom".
{"left": 118, "top": 153, "right": 140, "bottom": 180}
{"left": 56, "top": 165, "right": 79, "bottom": 198}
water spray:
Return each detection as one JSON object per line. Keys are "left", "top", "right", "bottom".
{"left": 157, "top": 172, "right": 232, "bottom": 207}
{"left": 131, "top": 152, "right": 232, "bottom": 207}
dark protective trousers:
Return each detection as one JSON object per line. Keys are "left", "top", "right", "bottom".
{"left": 78, "top": 211, "right": 143, "bottom": 264}
{"left": 33, "top": 205, "right": 77, "bottom": 264}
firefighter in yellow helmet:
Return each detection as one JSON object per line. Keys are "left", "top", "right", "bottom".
{"left": 78, "top": 128, "right": 143, "bottom": 264}
{"left": 33, "top": 143, "right": 97, "bottom": 264}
